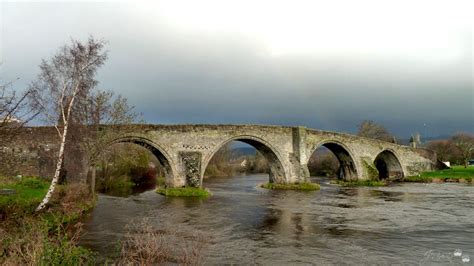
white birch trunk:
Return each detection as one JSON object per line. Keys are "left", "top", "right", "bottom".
{"left": 36, "top": 93, "right": 76, "bottom": 212}
{"left": 35, "top": 121, "right": 69, "bottom": 211}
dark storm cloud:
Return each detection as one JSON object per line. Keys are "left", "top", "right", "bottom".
{"left": 1, "top": 1, "right": 472, "bottom": 138}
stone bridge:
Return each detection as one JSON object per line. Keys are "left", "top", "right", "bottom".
{"left": 0, "top": 124, "right": 438, "bottom": 187}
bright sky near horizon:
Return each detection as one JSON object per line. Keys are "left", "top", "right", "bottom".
{"left": 0, "top": 0, "right": 472, "bottom": 137}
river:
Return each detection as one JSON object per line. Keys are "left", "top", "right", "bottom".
{"left": 80, "top": 175, "right": 474, "bottom": 265}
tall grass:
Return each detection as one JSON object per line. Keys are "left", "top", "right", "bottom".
{"left": 117, "top": 219, "right": 208, "bottom": 265}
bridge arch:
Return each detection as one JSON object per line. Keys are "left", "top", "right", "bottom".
{"left": 308, "top": 140, "right": 359, "bottom": 180}
{"left": 202, "top": 135, "right": 287, "bottom": 185}
{"left": 109, "top": 136, "right": 175, "bottom": 185}
{"left": 374, "top": 149, "right": 404, "bottom": 180}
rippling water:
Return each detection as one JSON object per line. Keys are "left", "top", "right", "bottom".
{"left": 80, "top": 175, "right": 474, "bottom": 265}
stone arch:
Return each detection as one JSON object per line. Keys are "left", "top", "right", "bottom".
{"left": 308, "top": 140, "right": 359, "bottom": 180}
{"left": 109, "top": 136, "right": 175, "bottom": 185}
{"left": 374, "top": 149, "right": 404, "bottom": 180}
{"left": 202, "top": 135, "right": 287, "bottom": 185}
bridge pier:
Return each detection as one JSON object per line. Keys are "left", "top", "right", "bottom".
{"left": 290, "top": 126, "right": 311, "bottom": 183}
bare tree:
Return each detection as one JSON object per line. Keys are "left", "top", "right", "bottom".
{"left": 205, "top": 143, "right": 236, "bottom": 177}
{"left": 74, "top": 89, "right": 140, "bottom": 191}
{"left": 426, "top": 139, "right": 459, "bottom": 162}
{"left": 28, "top": 37, "right": 107, "bottom": 211}
{"left": 451, "top": 132, "right": 474, "bottom": 168}
{"left": 357, "top": 120, "right": 394, "bottom": 142}
{"left": 308, "top": 150, "right": 339, "bottom": 177}
{"left": 0, "top": 79, "right": 38, "bottom": 131}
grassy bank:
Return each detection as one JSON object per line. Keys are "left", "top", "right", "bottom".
{"left": 0, "top": 177, "right": 49, "bottom": 218}
{"left": 404, "top": 166, "right": 474, "bottom": 183}
{"left": 155, "top": 176, "right": 211, "bottom": 197}
{"left": 331, "top": 180, "right": 387, "bottom": 187}
{"left": 156, "top": 186, "right": 211, "bottom": 197}
{"left": 0, "top": 176, "right": 97, "bottom": 264}
{"left": 260, "top": 182, "right": 320, "bottom": 191}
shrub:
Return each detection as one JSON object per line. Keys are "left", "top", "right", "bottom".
{"left": 117, "top": 219, "right": 207, "bottom": 265}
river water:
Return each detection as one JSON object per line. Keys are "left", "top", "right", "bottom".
{"left": 80, "top": 175, "right": 474, "bottom": 265}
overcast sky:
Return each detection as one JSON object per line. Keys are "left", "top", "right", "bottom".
{"left": 1, "top": 0, "right": 472, "bottom": 138}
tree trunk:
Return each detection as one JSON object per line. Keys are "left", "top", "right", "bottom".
{"left": 36, "top": 92, "right": 77, "bottom": 212}
{"left": 36, "top": 122, "right": 69, "bottom": 211}
{"left": 90, "top": 165, "right": 96, "bottom": 193}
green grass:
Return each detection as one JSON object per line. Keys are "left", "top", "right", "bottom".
{"left": 260, "top": 182, "right": 321, "bottom": 191}
{"left": 156, "top": 186, "right": 211, "bottom": 197}
{"left": 332, "top": 180, "right": 387, "bottom": 187}
{"left": 0, "top": 176, "right": 50, "bottom": 215}
{"left": 0, "top": 176, "right": 97, "bottom": 264}
{"left": 404, "top": 166, "right": 474, "bottom": 183}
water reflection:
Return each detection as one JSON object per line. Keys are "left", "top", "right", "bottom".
{"left": 97, "top": 182, "right": 156, "bottom": 197}
{"left": 368, "top": 189, "right": 406, "bottom": 202}
{"left": 80, "top": 175, "right": 474, "bottom": 264}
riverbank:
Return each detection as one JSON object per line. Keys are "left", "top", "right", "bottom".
{"left": 404, "top": 166, "right": 474, "bottom": 183}
{"left": 0, "top": 176, "right": 96, "bottom": 264}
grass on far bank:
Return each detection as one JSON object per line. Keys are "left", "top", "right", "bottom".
{"left": 404, "top": 166, "right": 474, "bottom": 183}
{"left": 331, "top": 179, "right": 387, "bottom": 187}
{"left": 260, "top": 182, "right": 320, "bottom": 191}
{"left": 156, "top": 186, "right": 211, "bottom": 197}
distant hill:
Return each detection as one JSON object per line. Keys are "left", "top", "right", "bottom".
{"left": 232, "top": 147, "right": 256, "bottom": 157}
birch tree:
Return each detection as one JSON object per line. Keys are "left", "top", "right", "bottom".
{"left": 29, "top": 37, "right": 107, "bottom": 211}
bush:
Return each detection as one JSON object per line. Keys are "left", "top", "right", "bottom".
{"left": 117, "top": 219, "right": 207, "bottom": 265}
{"left": 40, "top": 227, "right": 96, "bottom": 266}
{"left": 51, "top": 182, "right": 95, "bottom": 215}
